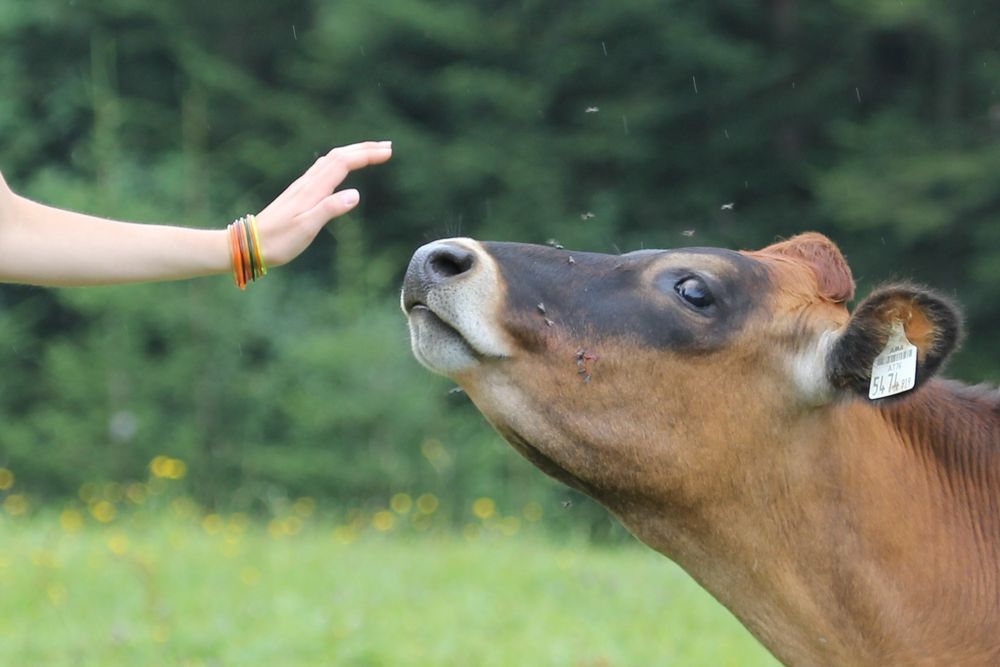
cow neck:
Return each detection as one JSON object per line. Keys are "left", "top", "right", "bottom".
{"left": 633, "top": 388, "right": 1000, "bottom": 665}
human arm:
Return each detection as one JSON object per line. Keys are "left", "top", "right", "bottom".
{"left": 0, "top": 141, "right": 392, "bottom": 287}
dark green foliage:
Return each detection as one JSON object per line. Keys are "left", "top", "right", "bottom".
{"left": 0, "top": 0, "right": 998, "bottom": 529}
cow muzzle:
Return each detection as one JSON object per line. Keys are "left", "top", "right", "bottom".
{"left": 401, "top": 238, "right": 511, "bottom": 375}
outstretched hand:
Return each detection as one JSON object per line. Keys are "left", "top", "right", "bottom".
{"left": 0, "top": 140, "right": 392, "bottom": 287}
{"left": 255, "top": 141, "right": 393, "bottom": 267}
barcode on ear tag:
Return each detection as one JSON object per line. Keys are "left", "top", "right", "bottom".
{"left": 868, "top": 321, "right": 918, "bottom": 400}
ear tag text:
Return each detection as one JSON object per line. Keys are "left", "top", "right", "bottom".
{"left": 868, "top": 320, "right": 918, "bottom": 400}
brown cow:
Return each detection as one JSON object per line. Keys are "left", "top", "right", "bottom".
{"left": 401, "top": 232, "right": 1000, "bottom": 666}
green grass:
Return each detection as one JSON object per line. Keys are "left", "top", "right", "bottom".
{"left": 0, "top": 513, "right": 777, "bottom": 666}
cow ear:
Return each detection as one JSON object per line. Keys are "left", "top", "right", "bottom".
{"left": 826, "top": 284, "right": 962, "bottom": 400}
{"left": 757, "top": 232, "right": 855, "bottom": 304}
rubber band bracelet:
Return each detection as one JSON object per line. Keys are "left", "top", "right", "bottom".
{"left": 240, "top": 217, "right": 255, "bottom": 285}
{"left": 228, "top": 215, "right": 267, "bottom": 289}
{"left": 229, "top": 219, "right": 245, "bottom": 289}
{"left": 248, "top": 214, "right": 268, "bottom": 276}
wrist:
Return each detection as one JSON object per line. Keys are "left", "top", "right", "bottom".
{"left": 180, "top": 227, "right": 232, "bottom": 277}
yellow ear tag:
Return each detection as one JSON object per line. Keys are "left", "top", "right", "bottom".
{"left": 868, "top": 320, "right": 918, "bottom": 400}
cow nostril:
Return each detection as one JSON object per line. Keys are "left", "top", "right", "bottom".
{"left": 403, "top": 241, "right": 480, "bottom": 312}
{"left": 426, "top": 246, "right": 475, "bottom": 281}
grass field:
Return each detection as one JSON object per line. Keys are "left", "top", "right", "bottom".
{"left": 0, "top": 511, "right": 778, "bottom": 666}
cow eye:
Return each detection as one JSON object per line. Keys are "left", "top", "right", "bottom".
{"left": 675, "top": 277, "right": 714, "bottom": 308}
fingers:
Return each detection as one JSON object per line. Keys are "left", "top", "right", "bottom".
{"left": 325, "top": 140, "right": 393, "bottom": 157}
{"left": 319, "top": 141, "right": 393, "bottom": 175}
{"left": 306, "top": 141, "right": 393, "bottom": 177}
{"left": 295, "top": 141, "right": 392, "bottom": 202}
{"left": 299, "top": 189, "right": 362, "bottom": 230}
{"left": 260, "top": 140, "right": 389, "bottom": 246}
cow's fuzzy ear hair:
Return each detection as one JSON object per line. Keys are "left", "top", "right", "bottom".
{"left": 757, "top": 232, "right": 855, "bottom": 304}
{"left": 826, "top": 284, "right": 963, "bottom": 400}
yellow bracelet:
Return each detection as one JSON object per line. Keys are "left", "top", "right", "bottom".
{"left": 247, "top": 214, "right": 268, "bottom": 276}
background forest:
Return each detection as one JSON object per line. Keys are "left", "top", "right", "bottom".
{"left": 2, "top": 0, "right": 999, "bottom": 533}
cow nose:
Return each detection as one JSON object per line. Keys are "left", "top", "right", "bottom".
{"left": 424, "top": 243, "right": 476, "bottom": 283}
{"left": 402, "top": 241, "right": 478, "bottom": 311}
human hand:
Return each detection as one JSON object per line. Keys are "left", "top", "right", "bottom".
{"left": 254, "top": 141, "right": 393, "bottom": 267}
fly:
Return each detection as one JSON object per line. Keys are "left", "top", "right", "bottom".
{"left": 575, "top": 348, "right": 599, "bottom": 384}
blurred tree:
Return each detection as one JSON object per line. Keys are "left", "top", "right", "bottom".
{"left": 0, "top": 0, "right": 998, "bottom": 532}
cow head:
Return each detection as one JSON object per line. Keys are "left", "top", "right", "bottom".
{"left": 401, "top": 233, "right": 961, "bottom": 535}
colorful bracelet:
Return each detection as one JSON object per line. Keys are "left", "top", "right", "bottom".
{"left": 228, "top": 214, "right": 268, "bottom": 289}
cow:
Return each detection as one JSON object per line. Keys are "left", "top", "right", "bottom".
{"left": 401, "top": 232, "right": 1000, "bottom": 666}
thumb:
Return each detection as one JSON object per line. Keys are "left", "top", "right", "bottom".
{"left": 302, "top": 188, "right": 360, "bottom": 230}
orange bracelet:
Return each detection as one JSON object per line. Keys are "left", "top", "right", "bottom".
{"left": 229, "top": 220, "right": 245, "bottom": 289}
